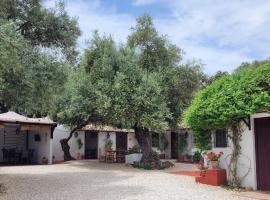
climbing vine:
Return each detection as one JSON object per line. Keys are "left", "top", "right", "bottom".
{"left": 228, "top": 125, "right": 242, "bottom": 187}
{"left": 183, "top": 61, "right": 270, "bottom": 187}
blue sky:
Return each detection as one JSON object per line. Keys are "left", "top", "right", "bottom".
{"left": 46, "top": 0, "right": 270, "bottom": 74}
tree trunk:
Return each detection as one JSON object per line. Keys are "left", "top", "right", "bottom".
{"left": 134, "top": 123, "right": 161, "bottom": 168}
{"left": 229, "top": 124, "right": 242, "bottom": 187}
{"left": 60, "top": 127, "right": 78, "bottom": 161}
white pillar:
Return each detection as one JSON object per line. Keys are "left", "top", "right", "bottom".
{"left": 48, "top": 133, "right": 53, "bottom": 165}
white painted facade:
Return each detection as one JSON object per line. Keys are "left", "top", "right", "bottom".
{"left": 0, "top": 127, "right": 53, "bottom": 164}
{"left": 52, "top": 126, "right": 140, "bottom": 162}
{"left": 52, "top": 126, "right": 178, "bottom": 162}
{"left": 211, "top": 113, "right": 270, "bottom": 190}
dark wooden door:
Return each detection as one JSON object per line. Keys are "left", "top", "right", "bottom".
{"left": 85, "top": 131, "right": 98, "bottom": 159}
{"left": 171, "top": 132, "right": 178, "bottom": 159}
{"left": 116, "top": 132, "right": 127, "bottom": 151}
{"left": 255, "top": 117, "right": 270, "bottom": 191}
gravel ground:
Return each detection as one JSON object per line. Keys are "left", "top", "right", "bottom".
{"left": 0, "top": 160, "right": 253, "bottom": 200}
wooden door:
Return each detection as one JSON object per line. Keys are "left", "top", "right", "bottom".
{"left": 255, "top": 117, "right": 270, "bottom": 191}
{"left": 85, "top": 131, "right": 98, "bottom": 159}
{"left": 116, "top": 132, "right": 127, "bottom": 151}
{"left": 171, "top": 132, "right": 178, "bottom": 159}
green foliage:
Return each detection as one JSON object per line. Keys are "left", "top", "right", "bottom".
{"left": 0, "top": 21, "right": 69, "bottom": 116}
{"left": 105, "top": 138, "right": 113, "bottom": 150}
{"left": 0, "top": 0, "right": 81, "bottom": 62}
{"left": 184, "top": 61, "right": 270, "bottom": 148}
{"left": 178, "top": 135, "right": 187, "bottom": 154}
{"left": 127, "top": 145, "right": 141, "bottom": 154}
{"left": 193, "top": 151, "right": 203, "bottom": 163}
{"left": 77, "top": 138, "right": 83, "bottom": 150}
{"left": 55, "top": 15, "right": 204, "bottom": 143}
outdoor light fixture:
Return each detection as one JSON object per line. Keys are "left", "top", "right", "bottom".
{"left": 74, "top": 132, "right": 78, "bottom": 138}
{"left": 106, "top": 133, "right": 110, "bottom": 139}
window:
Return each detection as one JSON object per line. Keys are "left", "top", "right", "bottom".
{"left": 215, "top": 129, "right": 227, "bottom": 148}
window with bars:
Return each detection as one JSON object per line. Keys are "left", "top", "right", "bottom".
{"left": 214, "top": 129, "right": 228, "bottom": 148}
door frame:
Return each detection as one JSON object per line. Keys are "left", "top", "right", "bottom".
{"left": 116, "top": 132, "right": 127, "bottom": 151}
{"left": 254, "top": 116, "right": 270, "bottom": 191}
{"left": 84, "top": 131, "right": 98, "bottom": 159}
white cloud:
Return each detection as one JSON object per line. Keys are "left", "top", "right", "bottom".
{"left": 155, "top": 0, "right": 270, "bottom": 73}
{"left": 132, "top": 0, "right": 160, "bottom": 6}
{"left": 45, "top": 0, "right": 270, "bottom": 74}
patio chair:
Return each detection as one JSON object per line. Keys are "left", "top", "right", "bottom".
{"left": 116, "top": 150, "right": 126, "bottom": 163}
{"left": 105, "top": 151, "right": 115, "bottom": 163}
{"left": 15, "top": 149, "right": 23, "bottom": 163}
{"left": 1, "top": 148, "right": 9, "bottom": 163}
{"left": 8, "top": 148, "right": 16, "bottom": 163}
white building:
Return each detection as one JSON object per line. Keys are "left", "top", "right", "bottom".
{"left": 52, "top": 125, "right": 195, "bottom": 163}
{"left": 0, "top": 112, "right": 56, "bottom": 164}
{"left": 211, "top": 113, "right": 270, "bottom": 191}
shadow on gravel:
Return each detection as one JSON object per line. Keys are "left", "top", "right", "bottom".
{"left": 0, "top": 183, "right": 6, "bottom": 194}
{"left": 0, "top": 167, "right": 147, "bottom": 200}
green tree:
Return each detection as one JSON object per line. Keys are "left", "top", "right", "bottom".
{"left": 0, "top": 21, "right": 70, "bottom": 116}
{"left": 183, "top": 61, "right": 270, "bottom": 186}
{"left": 0, "top": 0, "right": 80, "bottom": 116}
{"left": 55, "top": 16, "right": 204, "bottom": 166}
{"left": 0, "top": 0, "right": 81, "bottom": 63}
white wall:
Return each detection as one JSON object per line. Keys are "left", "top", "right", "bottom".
{"left": 212, "top": 113, "right": 270, "bottom": 190}
{"left": 97, "top": 132, "right": 117, "bottom": 157}
{"left": 28, "top": 130, "right": 51, "bottom": 164}
{"left": 127, "top": 132, "right": 138, "bottom": 149}
{"left": 52, "top": 128, "right": 174, "bottom": 161}
{"left": 53, "top": 125, "right": 85, "bottom": 161}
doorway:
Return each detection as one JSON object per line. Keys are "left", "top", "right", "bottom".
{"left": 116, "top": 132, "right": 127, "bottom": 151}
{"left": 171, "top": 132, "right": 178, "bottom": 159}
{"left": 255, "top": 117, "right": 270, "bottom": 191}
{"left": 85, "top": 131, "right": 98, "bottom": 159}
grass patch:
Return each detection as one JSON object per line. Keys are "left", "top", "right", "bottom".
{"left": 131, "top": 161, "right": 174, "bottom": 170}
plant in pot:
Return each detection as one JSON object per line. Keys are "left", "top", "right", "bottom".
{"left": 42, "top": 157, "right": 48, "bottom": 164}
{"left": 207, "top": 151, "right": 223, "bottom": 169}
{"left": 158, "top": 134, "right": 169, "bottom": 159}
{"left": 177, "top": 135, "right": 187, "bottom": 162}
{"left": 196, "top": 161, "right": 208, "bottom": 177}
{"left": 105, "top": 138, "right": 113, "bottom": 151}
{"left": 125, "top": 145, "right": 142, "bottom": 164}
{"left": 193, "top": 151, "right": 203, "bottom": 163}
{"left": 77, "top": 138, "right": 84, "bottom": 160}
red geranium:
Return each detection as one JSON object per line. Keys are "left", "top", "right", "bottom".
{"left": 207, "top": 151, "right": 223, "bottom": 161}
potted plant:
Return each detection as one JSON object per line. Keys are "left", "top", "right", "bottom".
{"left": 125, "top": 145, "right": 142, "bottom": 164}
{"left": 41, "top": 157, "right": 48, "bottom": 164}
{"left": 196, "top": 161, "right": 208, "bottom": 177}
{"left": 207, "top": 151, "right": 223, "bottom": 169}
{"left": 77, "top": 138, "right": 84, "bottom": 159}
{"left": 177, "top": 135, "right": 187, "bottom": 162}
{"left": 105, "top": 138, "right": 113, "bottom": 151}
{"left": 158, "top": 134, "right": 169, "bottom": 159}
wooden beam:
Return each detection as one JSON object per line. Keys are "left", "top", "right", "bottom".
{"left": 242, "top": 117, "right": 251, "bottom": 130}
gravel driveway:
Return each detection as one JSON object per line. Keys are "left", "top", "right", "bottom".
{"left": 0, "top": 160, "right": 253, "bottom": 200}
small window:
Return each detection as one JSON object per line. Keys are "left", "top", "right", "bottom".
{"left": 215, "top": 129, "right": 227, "bottom": 148}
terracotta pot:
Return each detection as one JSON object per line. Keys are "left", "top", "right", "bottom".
{"left": 42, "top": 159, "right": 48, "bottom": 165}
{"left": 211, "top": 161, "right": 219, "bottom": 169}
{"left": 195, "top": 170, "right": 206, "bottom": 177}
{"left": 77, "top": 153, "right": 81, "bottom": 160}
